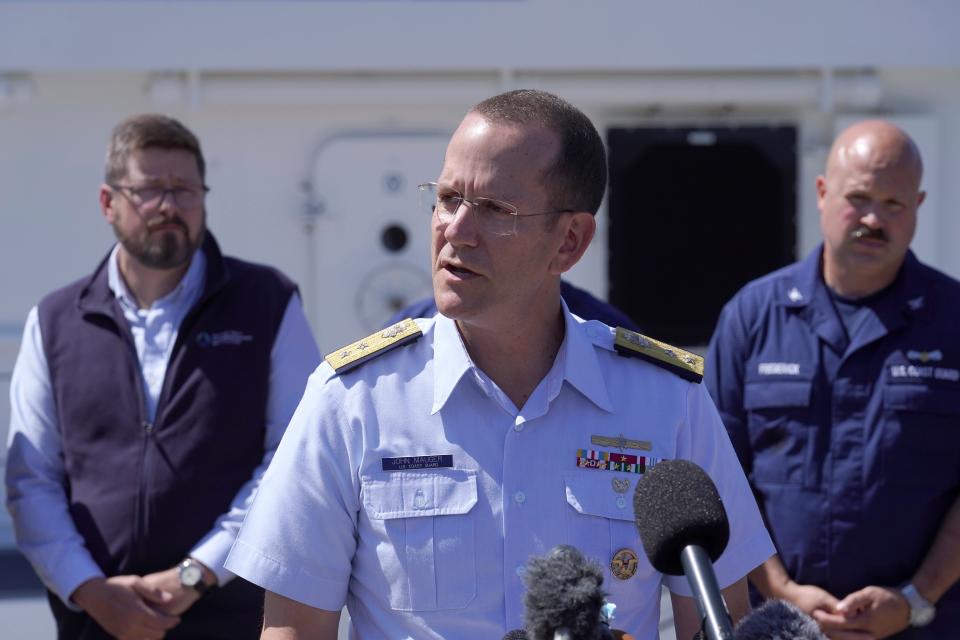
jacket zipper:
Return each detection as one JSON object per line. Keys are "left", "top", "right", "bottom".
{"left": 119, "top": 263, "right": 223, "bottom": 569}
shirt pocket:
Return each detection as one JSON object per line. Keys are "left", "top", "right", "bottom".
{"left": 563, "top": 473, "right": 657, "bottom": 603}
{"left": 881, "top": 383, "right": 960, "bottom": 489}
{"left": 743, "top": 379, "right": 814, "bottom": 486}
{"left": 362, "top": 469, "right": 478, "bottom": 611}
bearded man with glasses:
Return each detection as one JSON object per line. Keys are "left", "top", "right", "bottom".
{"left": 227, "top": 90, "right": 773, "bottom": 639}
{"left": 5, "top": 114, "right": 320, "bottom": 639}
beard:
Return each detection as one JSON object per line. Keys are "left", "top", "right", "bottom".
{"left": 113, "top": 210, "right": 206, "bottom": 270}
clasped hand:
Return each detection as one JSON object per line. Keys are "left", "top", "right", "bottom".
{"left": 71, "top": 567, "right": 203, "bottom": 640}
{"left": 783, "top": 581, "right": 910, "bottom": 640}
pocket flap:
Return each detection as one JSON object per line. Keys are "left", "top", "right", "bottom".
{"left": 744, "top": 380, "right": 812, "bottom": 409}
{"left": 564, "top": 473, "right": 635, "bottom": 522}
{"left": 884, "top": 384, "right": 960, "bottom": 416}
{"left": 362, "top": 469, "right": 478, "bottom": 520}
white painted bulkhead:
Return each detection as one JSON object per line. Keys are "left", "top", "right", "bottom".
{"left": 1, "top": 0, "right": 959, "bottom": 585}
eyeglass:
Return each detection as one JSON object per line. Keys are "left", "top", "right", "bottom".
{"left": 110, "top": 183, "right": 209, "bottom": 212}
{"left": 418, "top": 182, "right": 572, "bottom": 237}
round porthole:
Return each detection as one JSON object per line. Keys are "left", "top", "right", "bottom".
{"left": 381, "top": 224, "right": 409, "bottom": 253}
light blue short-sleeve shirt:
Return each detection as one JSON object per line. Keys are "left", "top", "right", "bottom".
{"left": 226, "top": 307, "right": 773, "bottom": 639}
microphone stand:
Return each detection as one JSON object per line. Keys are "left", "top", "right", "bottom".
{"left": 680, "top": 546, "right": 735, "bottom": 640}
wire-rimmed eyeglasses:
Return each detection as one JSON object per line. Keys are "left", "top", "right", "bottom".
{"left": 110, "top": 183, "right": 209, "bottom": 212}
{"left": 418, "top": 182, "right": 572, "bottom": 237}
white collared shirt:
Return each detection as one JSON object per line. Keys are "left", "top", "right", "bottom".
{"left": 107, "top": 244, "right": 206, "bottom": 422}
{"left": 227, "top": 305, "right": 772, "bottom": 639}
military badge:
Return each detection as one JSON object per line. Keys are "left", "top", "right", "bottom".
{"left": 576, "top": 449, "right": 663, "bottom": 474}
{"left": 610, "top": 548, "right": 639, "bottom": 580}
{"left": 591, "top": 433, "right": 652, "bottom": 452}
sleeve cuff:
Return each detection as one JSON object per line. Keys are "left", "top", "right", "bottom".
{"left": 664, "top": 529, "right": 775, "bottom": 596}
{"left": 55, "top": 556, "right": 106, "bottom": 612}
{"left": 225, "top": 539, "right": 347, "bottom": 612}
{"left": 189, "top": 529, "right": 238, "bottom": 586}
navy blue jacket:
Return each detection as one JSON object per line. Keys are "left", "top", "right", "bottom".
{"left": 386, "top": 280, "right": 639, "bottom": 331}
{"left": 706, "top": 245, "right": 960, "bottom": 638}
{"left": 38, "top": 234, "right": 296, "bottom": 639}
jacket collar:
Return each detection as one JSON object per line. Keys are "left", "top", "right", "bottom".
{"left": 77, "top": 232, "right": 229, "bottom": 317}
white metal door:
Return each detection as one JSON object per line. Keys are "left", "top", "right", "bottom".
{"left": 307, "top": 131, "right": 450, "bottom": 354}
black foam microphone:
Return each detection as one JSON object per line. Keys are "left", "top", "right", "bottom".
{"left": 521, "top": 545, "right": 614, "bottom": 640}
{"left": 633, "top": 459, "right": 733, "bottom": 640}
{"left": 734, "top": 600, "right": 826, "bottom": 640}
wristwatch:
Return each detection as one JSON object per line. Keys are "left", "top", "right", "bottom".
{"left": 900, "top": 583, "right": 935, "bottom": 627}
{"left": 178, "top": 558, "right": 210, "bottom": 595}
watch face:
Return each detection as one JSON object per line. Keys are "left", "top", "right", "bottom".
{"left": 180, "top": 563, "right": 203, "bottom": 587}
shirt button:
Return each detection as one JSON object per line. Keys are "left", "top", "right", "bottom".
{"left": 515, "top": 565, "right": 525, "bottom": 577}
{"left": 514, "top": 491, "right": 526, "bottom": 504}
{"left": 616, "top": 496, "right": 626, "bottom": 509}
{"left": 513, "top": 423, "right": 525, "bottom": 432}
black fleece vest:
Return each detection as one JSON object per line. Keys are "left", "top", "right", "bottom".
{"left": 38, "top": 234, "right": 296, "bottom": 639}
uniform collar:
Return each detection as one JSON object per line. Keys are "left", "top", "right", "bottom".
{"left": 561, "top": 302, "right": 614, "bottom": 413}
{"left": 431, "top": 314, "right": 475, "bottom": 414}
{"left": 845, "top": 249, "right": 931, "bottom": 352}
{"left": 430, "top": 300, "right": 614, "bottom": 415}
{"left": 777, "top": 246, "right": 821, "bottom": 310}
{"left": 782, "top": 243, "right": 931, "bottom": 353}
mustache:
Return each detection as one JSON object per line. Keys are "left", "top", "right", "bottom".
{"left": 146, "top": 216, "right": 188, "bottom": 232}
{"left": 852, "top": 225, "right": 886, "bottom": 242}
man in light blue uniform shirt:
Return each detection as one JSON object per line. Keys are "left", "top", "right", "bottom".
{"left": 5, "top": 114, "right": 321, "bottom": 639}
{"left": 226, "top": 90, "right": 773, "bottom": 639}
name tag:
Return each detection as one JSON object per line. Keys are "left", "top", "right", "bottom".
{"left": 381, "top": 455, "right": 453, "bottom": 471}
{"left": 890, "top": 364, "right": 960, "bottom": 382}
{"left": 758, "top": 362, "right": 801, "bottom": 376}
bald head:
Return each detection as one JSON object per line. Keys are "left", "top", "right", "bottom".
{"left": 817, "top": 119, "right": 926, "bottom": 298}
{"left": 826, "top": 120, "right": 923, "bottom": 188}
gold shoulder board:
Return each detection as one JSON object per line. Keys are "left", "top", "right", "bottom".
{"left": 614, "top": 327, "right": 704, "bottom": 384}
{"left": 325, "top": 318, "right": 422, "bottom": 375}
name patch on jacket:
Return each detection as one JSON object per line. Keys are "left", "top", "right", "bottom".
{"left": 890, "top": 364, "right": 959, "bottom": 382}
{"left": 576, "top": 449, "right": 662, "bottom": 474}
{"left": 757, "top": 362, "right": 801, "bottom": 376}
{"left": 381, "top": 455, "right": 454, "bottom": 471}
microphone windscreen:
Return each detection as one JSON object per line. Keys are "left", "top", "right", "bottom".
{"left": 632, "top": 459, "right": 729, "bottom": 575}
{"left": 502, "top": 631, "right": 529, "bottom": 640}
{"left": 523, "top": 545, "right": 606, "bottom": 640}
{"left": 734, "top": 599, "right": 826, "bottom": 639}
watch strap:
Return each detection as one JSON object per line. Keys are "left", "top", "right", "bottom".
{"left": 190, "top": 577, "right": 210, "bottom": 595}
{"left": 900, "top": 583, "right": 935, "bottom": 627}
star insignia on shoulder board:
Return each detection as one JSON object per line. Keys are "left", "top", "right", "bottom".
{"left": 613, "top": 327, "right": 704, "bottom": 384}
{"left": 381, "top": 323, "right": 405, "bottom": 338}
{"left": 325, "top": 319, "right": 423, "bottom": 375}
